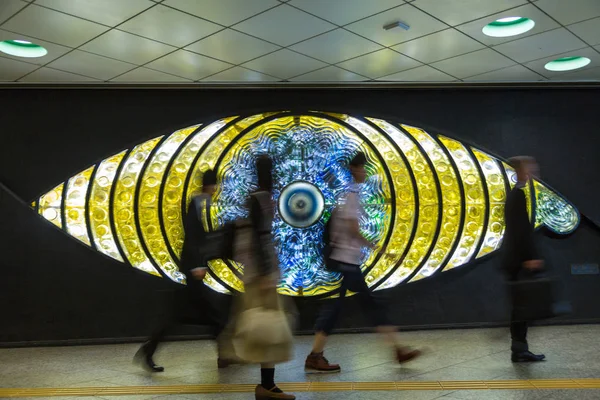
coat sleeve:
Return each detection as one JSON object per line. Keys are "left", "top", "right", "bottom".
{"left": 181, "top": 197, "right": 205, "bottom": 274}
{"left": 249, "top": 194, "right": 272, "bottom": 277}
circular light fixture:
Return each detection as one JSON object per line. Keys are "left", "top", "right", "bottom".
{"left": 278, "top": 181, "right": 325, "bottom": 228}
{"left": 544, "top": 56, "right": 591, "bottom": 72}
{"left": 482, "top": 17, "right": 535, "bottom": 37}
{"left": 0, "top": 40, "right": 48, "bottom": 58}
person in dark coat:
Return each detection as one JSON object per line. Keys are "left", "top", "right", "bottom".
{"left": 502, "top": 156, "right": 545, "bottom": 363}
{"left": 134, "top": 169, "right": 233, "bottom": 372}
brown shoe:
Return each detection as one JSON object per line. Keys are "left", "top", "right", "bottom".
{"left": 255, "top": 385, "right": 295, "bottom": 400}
{"left": 304, "top": 352, "right": 341, "bottom": 374}
{"left": 396, "top": 347, "right": 421, "bottom": 363}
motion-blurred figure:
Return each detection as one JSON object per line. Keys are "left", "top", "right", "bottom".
{"left": 134, "top": 169, "right": 234, "bottom": 372}
{"left": 221, "top": 155, "right": 295, "bottom": 400}
{"left": 503, "top": 156, "right": 545, "bottom": 362}
{"left": 304, "top": 152, "right": 421, "bottom": 374}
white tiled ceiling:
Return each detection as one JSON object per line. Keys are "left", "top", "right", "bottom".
{"left": 0, "top": 0, "right": 598, "bottom": 83}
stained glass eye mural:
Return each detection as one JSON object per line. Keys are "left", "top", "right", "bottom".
{"left": 34, "top": 112, "right": 580, "bottom": 297}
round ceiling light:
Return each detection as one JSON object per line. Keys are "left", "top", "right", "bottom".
{"left": 482, "top": 17, "right": 535, "bottom": 37}
{"left": 544, "top": 56, "right": 591, "bottom": 72}
{"left": 0, "top": 40, "right": 48, "bottom": 58}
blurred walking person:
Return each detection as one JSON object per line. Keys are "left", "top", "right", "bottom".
{"left": 304, "top": 152, "right": 421, "bottom": 374}
{"left": 221, "top": 155, "right": 295, "bottom": 400}
{"left": 135, "top": 169, "right": 234, "bottom": 372}
{"left": 503, "top": 156, "right": 545, "bottom": 362}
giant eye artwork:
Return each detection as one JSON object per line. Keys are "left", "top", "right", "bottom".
{"left": 34, "top": 112, "right": 580, "bottom": 297}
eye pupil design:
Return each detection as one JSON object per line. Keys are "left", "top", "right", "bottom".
{"left": 278, "top": 181, "right": 325, "bottom": 229}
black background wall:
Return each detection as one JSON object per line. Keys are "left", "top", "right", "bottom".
{"left": 1, "top": 85, "right": 599, "bottom": 345}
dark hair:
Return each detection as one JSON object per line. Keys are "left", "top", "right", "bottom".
{"left": 202, "top": 169, "right": 217, "bottom": 188}
{"left": 349, "top": 151, "right": 367, "bottom": 167}
{"left": 256, "top": 155, "right": 273, "bottom": 192}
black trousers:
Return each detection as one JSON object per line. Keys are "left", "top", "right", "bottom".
{"left": 145, "top": 284, "right": 229, "bottom": 357}
{"left": 510, "top": 309, "right": 528, "bottom": 353}
{"left": 315, "top": 261, "right": 390, "bottom": 335}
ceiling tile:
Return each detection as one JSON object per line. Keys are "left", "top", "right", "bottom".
{"left": 535, "top": 0, "right": 600, "bottom": 25}
{"left": 145, "top": 49, "right": 232, "bottom": 80}
{"left": 568, "top": 17, "right": 600, "bottom": 46}
{"left": 291, "top": 66, "right": 367, "bottom": 81}
{"left": 336, "top": 48, "right": 421, "bottom": 78}
{"left": 378, "top": 65, "right": 455, "bottom": 81}
{"left": 0, "top": 29, "right": 71, "bottom": 65}
{"left": 185, "top": 29, "right": 280, "bottom": 64}
{"left": 163, "top": 0, "right": 279, "bottom": 26}
{"left": 288, "top": 0, "right": 405, "bottom": 26}
{"left": 431, "top": 48, "right": 514, "bottom": 78}
{"left": 392, "top": 28, "right": 483, "bottom": 63}
{"left": 550, "top": 65, "right": 600, "bottom": 81}
{"left": 345, "top": 3, "right": 448, "bottom": 46}
{"left": 34, "top": 0, "right": 153, "bottom": 26}
{"left": 494, "top": 28, "right": 587, "bottom": 63}
{"left": 0, "top": 55, "right": 38, "bottom": 81}
{"left": 523, "top": 46, "right": 599, "bottom": 78}
{"left": 241, "top": 49, "right": 326, "bottom": 79}
{"left": 233, "top": 4, "right": 336, "bottom": 46}
{"left": 0, "top": 0, "right": 28, "bottom": 25}
{"left": 202, "top": 66, "right": 279, "bottom": 81}
{"left": 81, "top": 29, "right": 175, "bottom": 65}
{"left": 412, "top": 0, "right": 527, "bottom": 26}
{"left": 19, "top": 67, "right": 99, "bottom": 81}
{"left": 111, "top": 66, "right": 190, "bottom": 81}
{"left": 464, "top": 64, "right": 544, "bottom": 81}
{"left": 456, "top": 4, "right": 560, "bottom": 46}
{"left": 1, "top": 4, "right": 108, "bottom": 47}
{"left": 119, "top": 5, "right": 221, "bottom": 47}
{"left": 289, "top": 28, "right": 383, "bottom": 64}
{"left": 46, "top": 50, "right": 135, "bottom": 80}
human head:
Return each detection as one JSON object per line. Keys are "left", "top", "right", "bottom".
{"left": 508, "top": 156, "right": 539, "bottom": 183}
{"left": 256, "top": 155, "right": 273, "bottom": 192}
{"left": 349, "top": 151, "right": 367, "bottom": 184}
{"left": 202, "top": 169, "right": 217, "bottom": 195}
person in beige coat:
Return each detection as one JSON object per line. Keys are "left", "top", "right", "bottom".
{"left": 220, "top": 156, "right": 295, "bottom": 400}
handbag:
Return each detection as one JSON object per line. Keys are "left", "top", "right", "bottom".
{"left": 508, "top": 271, "right": 572, "bottom": 322}
{"left": 234, "top": 306, "right": 292, "bottom": 347}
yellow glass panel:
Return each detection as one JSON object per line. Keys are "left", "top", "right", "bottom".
{"left": 89, "top": 151, "right": 126, "bottom": 262}
{"left": 402, "top": 125, "right": 462, "bottom": 281}
{"left": 64, "top": 166, "right": 94, "bottom": 246}
{"left": 162, "top": 118, "right": 236, "bottom": 261}
{"left": 203, "top": 272, "right": 231, "bottom": 294}
{"left": 439, "top": 136, "right": 486, "bottom": 270}
{"left": 365, "top": 118, "right": 437, "bottom": 289}
{"left": 113, "top": 137, "right": 162, "bottom": 277}
{"left": 207, "top": 259, "right": 244, "bottom": 292}
{"left": 139, "top": 126, "right": 198, "bottom": 283}
{"left": 472, "top": 149, "right": 506, "bottom": 258}
{"left": 38, "top": 183, "right": 64, "bottom": 229}
{"left": 533, "top": 180, "right": 579, "bottom": 233}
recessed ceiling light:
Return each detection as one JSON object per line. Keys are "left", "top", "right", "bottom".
{"left": 482, "top": 17, "right": 535, "bottom": 37}
{"left": 545, "top": 56, "right": 591, "bottom": 72}
{"left": 0, "top": 40, "right": 48, "bottom": 58}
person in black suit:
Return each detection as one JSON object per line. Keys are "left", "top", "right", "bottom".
{"left": 502, "top": 156, "right": 545, "bottom": 363}
{"left": 134, "top": 169, "right": 233, "bottom": 372}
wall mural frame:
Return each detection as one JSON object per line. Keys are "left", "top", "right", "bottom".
{"left": 32, "top": 110, "right": 580, "bottom": 299}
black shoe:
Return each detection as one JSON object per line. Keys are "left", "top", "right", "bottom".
{"left": 511, "top": 351, "right": 546, "bottom": 363}
{"left": 134, "top": 344, "right": 165, "bottom": 372}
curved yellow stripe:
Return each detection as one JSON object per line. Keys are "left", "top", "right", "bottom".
{"left": 186, "top": 114, "right": 275, "bottom": 292}
{"left": 363, "top": 118, "right": 437, "bottom": 289}
{"left": 472, "top": 149, "right": 506, "bottom": 258}
{"left": 317, "top": 114, "right": 400, "bottom": 290}
{"left": 139, "top": 125, "right": 198, "bottom": 283}
{"left": 64, "top": 166, "right": 94, "bottom": 246}
{"left": 113, "top": 137, "right": 163, "bottom": 277}
{"left": 89, "top": 151, "right": 126, "bottom": 262}
{"left": 439, "top": 136, "right": 486, "bottom": 270}
{"left": 402, "top": 125, "right": 461, "bottom": 282}
{"left": 38, "top": 183, "right": 64, "bottom": 229}
{"left": 161, "top": 118, "right": 236, "bottom": 262}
